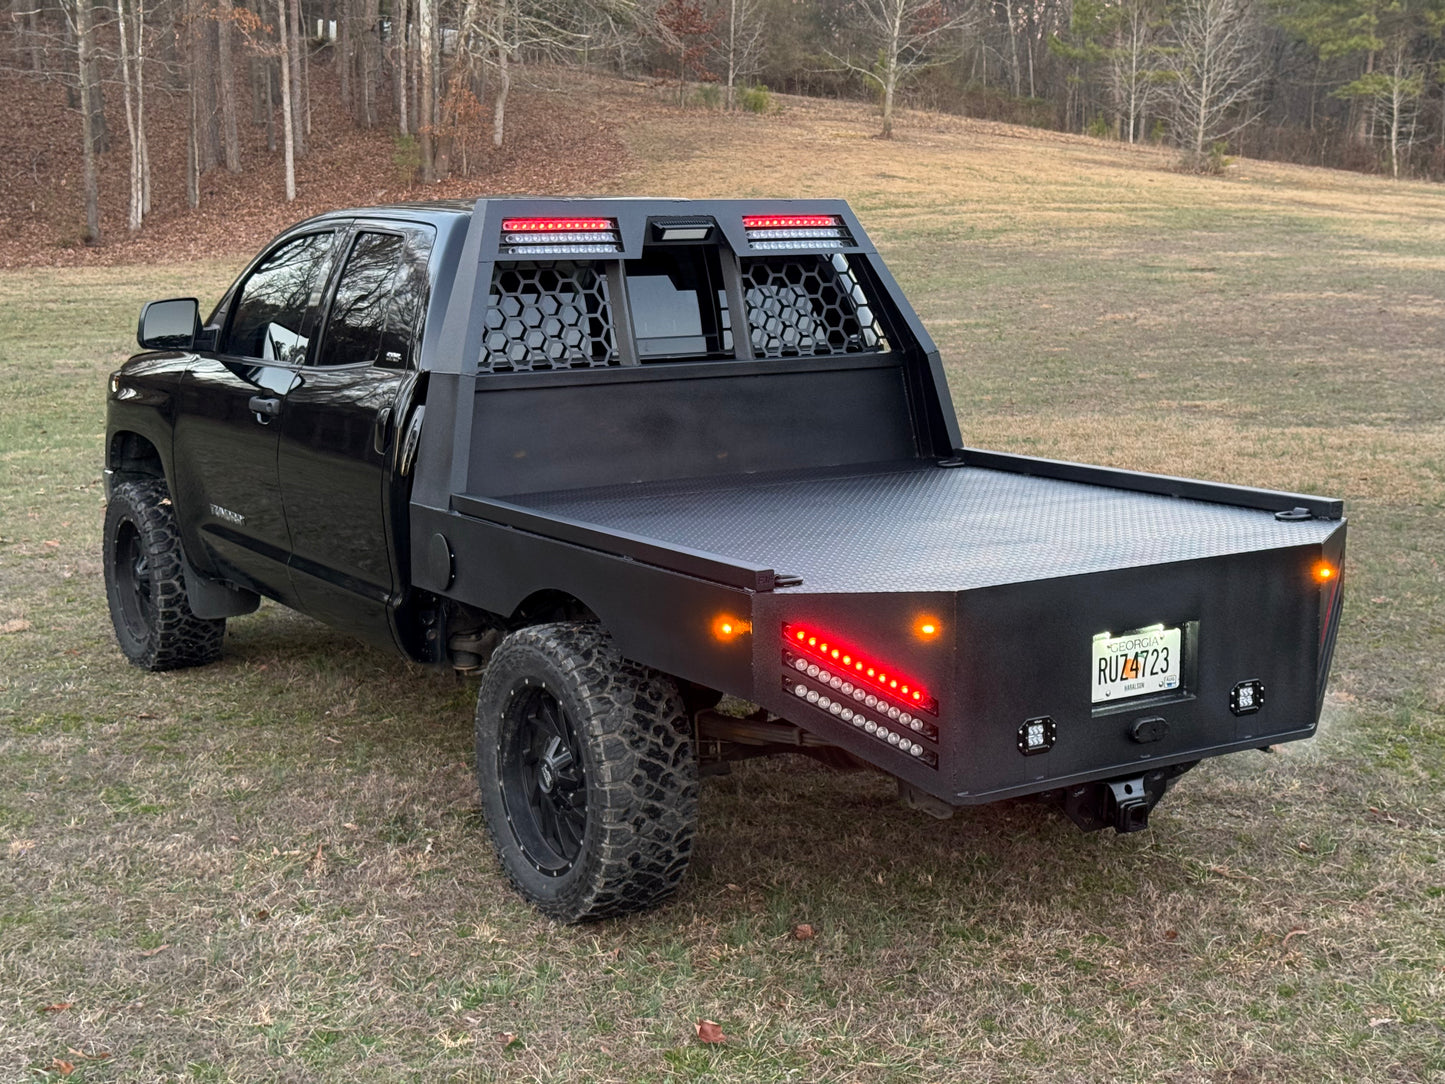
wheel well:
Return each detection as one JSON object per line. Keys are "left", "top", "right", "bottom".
{"left": 109, "top": 432, "right": 164, "bottom": 484}
{"left": 508, "top": 590, "right": 598, "bottom": 629}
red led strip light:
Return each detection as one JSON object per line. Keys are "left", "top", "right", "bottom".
{"left": 782, "top": 623, "right": 938, "bottom": 714}
{"left": 742, "top": 215, "right": 842, "bottom": 230}
{"left": 501, "top": 218, "right": 616, "bottom": 232}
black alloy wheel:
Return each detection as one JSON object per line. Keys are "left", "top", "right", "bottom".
{"left": 111, "top": 517, "right": 153, "bottom": 647}
{"left": 102, "top": 479, "right": 226, "bottom": 670}
{"left": 475, "top": 623, "right": 697, "bottom": 922}
{"left": 497, "top": 684, "right": 588, "bottom": 876}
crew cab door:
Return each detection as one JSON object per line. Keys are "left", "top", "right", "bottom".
{"left": 171, "top": 229, "right": 338, "bottom": 605}
{"left": 277, "top": 224, "right": 435, "bottom": 643}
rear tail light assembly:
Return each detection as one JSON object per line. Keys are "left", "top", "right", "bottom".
{"left": 499, "top": 217, "right": 622, "bottom": 256}
{"left": 781, "top": 623, "right": 939, "bottom": 767}
{"left": 743, "top": 214, "right": 854, "bottom": 251}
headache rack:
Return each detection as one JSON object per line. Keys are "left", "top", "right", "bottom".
{"left": 430, "top": 199, "right": 913, "bottom": 379}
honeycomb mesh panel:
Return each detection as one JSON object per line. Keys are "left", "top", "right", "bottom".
{"left": 479, "top": 261, "right": 619, "bottom": 373}
{"left": 741, "top": 253, "right": 889, "bottom": 358}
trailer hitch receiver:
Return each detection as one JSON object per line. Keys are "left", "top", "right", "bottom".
{"left": 1053, "top": 768, "right": 1193, "bottom": 834}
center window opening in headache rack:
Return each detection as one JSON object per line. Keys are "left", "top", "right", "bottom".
{"left": 624, "top": 247, "right": 733, "bottom": 361}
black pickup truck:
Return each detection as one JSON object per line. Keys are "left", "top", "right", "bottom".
{"left": 104, "top": 198, "right": 1346, "bottom": 921}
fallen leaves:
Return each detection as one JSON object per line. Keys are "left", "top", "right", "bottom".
{"left": 1280, "top": 926, "right": 1311, "bottom": 950}
{"left": 695, "top": 1019, "right": 726, "bottom": 1044}
{"left": 39, "top": 1002, "right": 73, "bottom": 1014}
{"left": 138, "top": 944, "right": 170, "bottom": 958}
{"left": 53, "top": 1049, "right": 112, "bottom": 1074}
{"left": 791, "top": 923, "right": 815, "bottom": 941}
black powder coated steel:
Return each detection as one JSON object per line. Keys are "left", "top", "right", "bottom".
{"left": 108, "top": 194, "right": 1348, "bottom": 817}
{"left": 504, "top": 460, "right": 1339, "bottom": 594}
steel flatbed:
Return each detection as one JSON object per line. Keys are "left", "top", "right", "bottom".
{"left": 470, "top": 458, "right": 1339, "bottom": 595}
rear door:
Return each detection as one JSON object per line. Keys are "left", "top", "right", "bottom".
{"left": 278, "top": 223, "right": 435, "bottom": 642}
{"left": 172, "top": 228, "right": 339, "bottom": 604}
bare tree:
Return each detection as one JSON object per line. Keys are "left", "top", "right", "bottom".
{"left": 1167, "top": 0, "right": 1264, "bottom": 167}
{"left": 286, "top": 0, "right": 306, "bottom": 151}
{"left": 831, "top": 0, "right": 976, "bottom": 138}
{"left": 417, "top": 0, "right": 435, "bottom": 180}
{"left": 392, "top": 0, "right": 409, "bottom": 133}
{"left": 217, "top": 0, "right": 241, "bottom": 170}
{"left": 1345, "top": 37, "right": 1426, "bottom": 177}
{"left": 277, "top": 0, "right": 295, "bottom": 197}
{"left": 718, "top": 0, "right": 764, "bottom": 106}
{"left": 1107, "top": 0, "right": 1168, "bottom": 143}
{"left": 67, "top": 0, "right": 101, "bottom": 240}
{"left": 114, "top": 0, "right": 151, "bottom": 231}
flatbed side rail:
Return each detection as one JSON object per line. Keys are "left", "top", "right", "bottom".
{"left": 450, "top": 494, "right": 779, "bottom": 592}
{"left": 959, "top": 448, "right": 1344, "bottom": 521}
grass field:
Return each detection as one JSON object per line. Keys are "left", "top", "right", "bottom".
{"left": 2, "top": 100, "right": 1443, "bottom": 1082}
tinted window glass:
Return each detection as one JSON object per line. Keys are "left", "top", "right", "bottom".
{"left": 225, "top": 232, "right": 334, "bottom": 362}
{"left": 320, "top": 232, "right": 404, "bottom": 368}
{"left": 385, "top": 233, "right": 432, "bottom": 368}
{"left": 624, "top": 249, "right": 731, "bottom": 361}
{"left": 319, "top": 230, "right": 432, "bottom": 369}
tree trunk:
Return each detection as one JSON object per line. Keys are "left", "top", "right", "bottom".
{"left": 264, "top": 58, "right": 275, "bottom": 150}
{"left": 217, "top": 0, "right": 240, "bottom": 170}
{"left": 726, "top": 0, "right": 736, "bottom": 108}
{"left": 198, "top": 18, "right": 220, "bottom": 172}
{"left": 418, "top": 0, "right": 435, "bottom": 181}
{"left": 75, "top": 0, "right": 101, "bottom": 242}
{"left": 361, "top": 0, "right": 378, "bottom": 125}
{"left": 880, "top": 2, "right": 901, "bottom": 138}
{"left": 493, "top": 33, "right": 509, "bottom": 147}
{"left": 187, "top": 0, "right": 201, "bottom": 206}
{"left": 117, "top": 0, "right": 136, "bottom": 226}
{"left": 278, "top": 0, "right": 296, "bottom": 198}
{"left": 393, "top": 0, "right": 408, "bottom": 133}
{"left": 339, "top": 0, "right": 351, "bottom": 109}
{"left": 71, "top": 0, "right": 109, "bottom": 152}
{"left": 288, "top": 0, "right": 306, "bottom": 153}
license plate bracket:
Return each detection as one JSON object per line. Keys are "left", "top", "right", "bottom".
{"left": 1092, "top": 625, "right": 1182, "bottom": 705}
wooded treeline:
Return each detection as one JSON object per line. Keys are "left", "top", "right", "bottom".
{"left": 6, "top": 0, "right": 1445, "bottom": 242}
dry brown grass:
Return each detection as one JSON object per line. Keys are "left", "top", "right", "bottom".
{"left": 2, "top": 91, "right": 1443, "bottom": 1083}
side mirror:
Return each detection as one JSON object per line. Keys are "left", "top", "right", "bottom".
{"left": 137, "top": 298, "right": 200, "bottom": 351}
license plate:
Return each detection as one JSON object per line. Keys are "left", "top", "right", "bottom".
{"left": 1092, "top": 626, "right": 1181, "bottom": 704}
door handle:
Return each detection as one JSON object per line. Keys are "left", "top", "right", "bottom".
{"left": 248, "top": 396, "right": 281, "bottom": 420}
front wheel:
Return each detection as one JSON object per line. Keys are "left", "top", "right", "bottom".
{"left": 474, "top": 623, "right": 697, "bottom": 922}
{"left": 103, "top": 479, "right": 225, "bottom": 671}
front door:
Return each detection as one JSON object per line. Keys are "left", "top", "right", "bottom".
{"left": 278, "top": 225, "right": 435, "bottom": 642}
{"left": 171, "top": 229, "right": 338, "bottom": 604}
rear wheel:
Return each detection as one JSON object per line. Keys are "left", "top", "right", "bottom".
{"left": 474, "top": 623, "right": 697, "bottom": 922}
{"left": 103, "top": 479, "right": 225, "bottom": 670}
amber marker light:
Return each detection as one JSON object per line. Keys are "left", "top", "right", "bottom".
{"left": 712, "top": 615, "right": 752, "bottom": 641}
{"left": 1313, "top": 561, "right": 1337, "bottom": 584}
{"left": 915, "top": 617, "right": 941, "bottom": 640}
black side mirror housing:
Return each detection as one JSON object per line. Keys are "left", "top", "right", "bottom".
{"left": 137, "top": 298, "right": 200, "bottom": 351}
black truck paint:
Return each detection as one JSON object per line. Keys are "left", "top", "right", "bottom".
{"left": 105, "top": 198, "right": 1346, "bottom": 920}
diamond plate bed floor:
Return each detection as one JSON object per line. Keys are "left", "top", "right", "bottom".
{"left": 502, "top": 460, "right": 1339, "bottom": 594}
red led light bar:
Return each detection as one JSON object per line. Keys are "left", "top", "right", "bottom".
{"left": 782, "top": 623, "right": 938, "bottom": 715}
{"left": 501, "top": 217, "right": 615, "bottom": 232}
{"left": 742, "top": 214, "right": 842, "bottom": 230}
